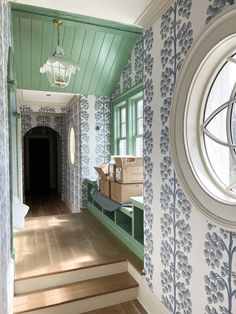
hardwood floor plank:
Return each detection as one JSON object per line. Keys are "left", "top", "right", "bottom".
{"left": 132, "top": 300, "right": 148, "bottom": 314}
{"left": 14, "top": 208, "right": 143, "bottom": 280}
{"left": 81, "top": 300, "right": 146, "bottom": 314}
{"left": 25, "top": 192, "right": 71, "bottom": 217}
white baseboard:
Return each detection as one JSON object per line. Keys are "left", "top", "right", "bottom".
{"left": 128, "top": 263, "right": 169, "bottom": 314}
{"left": 61, "top": 194, "right": 80, "bottom": 213}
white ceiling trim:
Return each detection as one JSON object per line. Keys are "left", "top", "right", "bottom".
{"left": 135, "top": 0, "right": 175, "bottom": 29}
{"left": 11, "top": 0, "right": 152, "bottom": 25}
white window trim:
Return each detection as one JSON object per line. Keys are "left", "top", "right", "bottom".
{"left": 170, "top": 6, "right": 236, "bottom": 227}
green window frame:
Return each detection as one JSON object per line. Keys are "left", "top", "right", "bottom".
{"left": 112, "top": 84, "right": 143, "bottom": 156}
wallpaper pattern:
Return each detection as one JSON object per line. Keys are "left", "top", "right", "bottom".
{"left": 112, "top": 36, "right": 144, "bottom": 100}
{"left": 79, "top": 95, "right": 90, "bottom": 207}
{"left": 0, "top": 2, "right": 12, "bottom": 313}
{"left": 21, "top": 113, "right": 63, "bottom": 137}
{"left": 159, "top": 1, "right": 193, "bottom": 312}
{"left": 206, "top": 0, "right": 234, "bottom": 23}
{"left": 205, "top": 225, "right": 236, "bottom": 314}
{"left": 95, "top": 96, "right": 111, "bottom": 165}
{"left": 64, "top": 99, "right": 80, "bottom": 210}
{"left": 80, "top": 95, "right": 111, "bottom": 206}
{"left": 143, "top": 28, "right": 155, "bottom": 291}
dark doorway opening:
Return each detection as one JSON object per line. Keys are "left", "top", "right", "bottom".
{"left": 24, "top": 126, "right": 62, "bottom": 196}
{"left": 29, "top": 138, "right": 50, "bottom": 191}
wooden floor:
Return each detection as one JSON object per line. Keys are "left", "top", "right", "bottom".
{"left": 25, "top": 192, "right": 71, "bottom": 217}
{"left": 14, "top": 195, "right": 143, "bottom": 280}
{"left": 82, "top": 300, "right": 147, "bottom": 314}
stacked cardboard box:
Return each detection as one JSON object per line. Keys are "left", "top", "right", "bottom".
{"left": 114, "top": 157, "right": 143, "bottom": 183}
{"left": 94, "top": 164, "right": 110, "bottom": 198}
{"left": 108, "top": 163, "right": 116, "bottom": 182}
{"left": 95, "top": 157, "right": 143, "bottom": 203}
{"left": 111, "top": 157, "right": 143, "bottom": 203}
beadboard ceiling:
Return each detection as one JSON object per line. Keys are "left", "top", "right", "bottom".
{"left": 11, "top": 3, "right": 143, "bottom": 96}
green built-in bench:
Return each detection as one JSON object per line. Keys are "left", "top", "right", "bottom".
{"left": 86, "top": 178, "right": 144, "bottom": 260}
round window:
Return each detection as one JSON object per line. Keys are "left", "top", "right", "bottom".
{"left": 170, "top": 7, "right": 236, "bottom": 227}
{"left": 69, "top": 123, "right": 75, "bottom": 166}
{"left": 202, "top": 55, "right": 236, "bottom": 198}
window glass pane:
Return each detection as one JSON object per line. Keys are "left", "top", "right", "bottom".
{"left": 135, "top": 137, "right": 143, "bottom": 157}
{"left": 137, "top": 100, "right": 143, "bottom": 118}
{"left": 119, "top": 139, "right": 126, "bottom": 155}
{"left": 121, "top": 107, "right": 126, "bottom": 123}
{"left": 69, "top": 126, "right": 75, "bottom": 165}
{"left": 121, "top": 123, "right": 126, "bottom": 138}
{"left": 205, "top": 61, "right": 236, "bottom": 118}
{"left": 137, "top": 118, "right": 143, "bottom": 135}
{"left": 203, "top": 57, "right": 236, "bottom": 194}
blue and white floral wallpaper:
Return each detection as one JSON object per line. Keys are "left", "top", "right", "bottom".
{"left": 95, "top": 96, "right": 111, "bottom": 165}
{"left": 159, "top": 1, "right": 193, "bottom": 312}
{"left": 21, "top": 112, "right": 64, "bottom": 137}
{"left": 143, "top": 27, "right": 155, "bottom": 291}
{"left": 205, "top": 224, "right": 236, "bottom": 314}
{"left": 79, "top": 95, "right": 90, "bottom": 207}
{"left": 206, "top": 0, "right": 234, "bottom": 23}
{"left": 112, "top": 36, "right": 144, "bottom": 100}
{"left": 138, "top": 0, "right": 236, "bottom": 313}
{"left": 80, "top": 95, "right": 111, "bottom": 207}
{"left": 0, "top": 1, "right": 13, "bottom": 314}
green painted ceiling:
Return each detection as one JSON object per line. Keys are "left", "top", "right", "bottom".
{"left": 11, "top": 3, "right": 143, "bottom": 96}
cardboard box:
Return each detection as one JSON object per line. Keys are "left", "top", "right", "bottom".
{"left": 99, "top": 179, "right": 110, "bottom": 198}
{"left": 95, "top": 164, "right": 110, "bottom": 197}
{"left": 114, "top": 157, "right": 143, "bottom": 183}
{"left": 108, "top": 163, "right": 116, "bottom": 181}
{"left": 110, "top": 181, "right": 143, "bottom": 204}
{"left": 94, "top": 164, "right": 109, "bottom": 180}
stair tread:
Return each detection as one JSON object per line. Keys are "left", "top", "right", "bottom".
{"left": 14, "top": 258, "right": 127, "bottom": 281}
{"left": 14, "top": 272, "right": 138, "bottom": 314}
{"left": 82, "top": 300, "right": 147, "bottom": 314}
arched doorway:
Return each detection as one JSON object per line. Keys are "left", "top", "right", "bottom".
{"left": 24, "top": 126, "right": 62, "bottom": 195}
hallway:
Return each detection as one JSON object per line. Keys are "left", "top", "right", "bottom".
{"left": 13, "top": 195, "right": 144, "bottom": 313}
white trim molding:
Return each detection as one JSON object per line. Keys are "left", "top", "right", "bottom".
{"left": 128, "top": 263, "right": 169, "bottom": 314}
{"left": 135, "top": 0, "right": 174, "bottom": 29}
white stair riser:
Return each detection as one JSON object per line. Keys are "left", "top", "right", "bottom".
{"left": 15, "top": 261, "right": 128, "bottom": 294}
{"left": 19, "top": 287, "right": 138, "bottom": 314}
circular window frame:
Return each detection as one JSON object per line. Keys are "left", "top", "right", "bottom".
{"left": 170, "top": 6, "right": 236, "bottom": 227}
{"left": 68, "top": 122, "right": 76, "bottom": 167}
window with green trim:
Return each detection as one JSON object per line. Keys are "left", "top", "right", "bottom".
{"left": 112, "top": 85, "right": 143, "bottom": 156}
{"left": 135, "top": 99, "right": 143, "bottom": 157}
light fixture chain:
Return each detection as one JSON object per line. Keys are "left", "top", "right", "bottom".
{"left": 57, "top": 22, "right": 60, "bottom": 46}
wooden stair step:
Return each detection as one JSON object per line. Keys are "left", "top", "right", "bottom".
{"left": 15, "top": 260, "right": 128, "bottom": 294}
{"left": 82, "top": 300, "right": 147, "bottom": 313}
{"left": 14, "top": 272, "right": 138, "bottom": 314}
